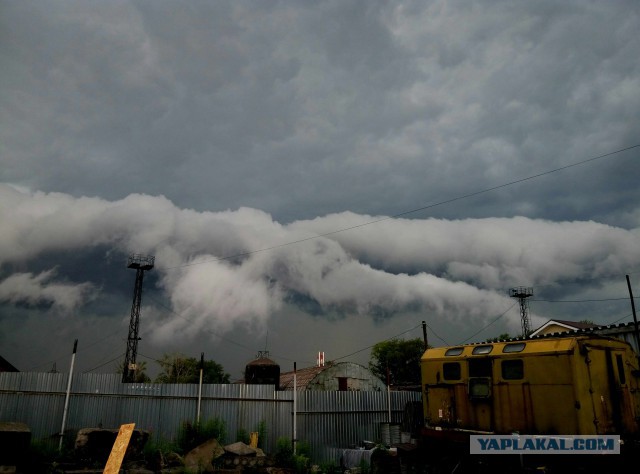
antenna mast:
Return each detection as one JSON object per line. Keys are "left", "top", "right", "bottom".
{"left": 509, "top": 286, "right": 533, "bottom": 337}
{"left": 122, "top": 254, "right": 154, "bottom": 383}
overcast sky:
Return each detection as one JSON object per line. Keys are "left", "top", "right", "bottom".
{"left": 1, "top": 0, "right": 639, "bottom": 381}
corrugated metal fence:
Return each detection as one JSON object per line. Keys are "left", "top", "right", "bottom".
{"left": 0, "top": 372, "right": 421, "bottom": 463}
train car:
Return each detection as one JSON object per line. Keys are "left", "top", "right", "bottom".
{"left": 418, "top": 334, "right": 640, "bottom": 471}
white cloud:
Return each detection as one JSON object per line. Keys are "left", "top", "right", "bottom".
{"left": 2, "top": 185, "right": 638, "bottom": 347}
{"left": 0, "top": 270, "right": 93, "bottom": 313}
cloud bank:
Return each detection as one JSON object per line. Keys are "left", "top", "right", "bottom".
{"left": 2, "top": 184, "right": 638, "bottom": 347}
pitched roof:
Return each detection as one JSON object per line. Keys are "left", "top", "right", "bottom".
{"left": 245, "top": 356, "right": 278, "bottom": 367}
{"left": 549, "top": 319, "right": 597, "bottom": 330}
{"left": 279, "top": 365, "right": 325, "bottom": 390}
{"left": 530, "top": 319, "right": 598, "bottom": 337}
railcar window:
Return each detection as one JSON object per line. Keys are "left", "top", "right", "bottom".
{"left": 501, "top": 359, "right": 524, "bottom": 380}
{"left": 445, "top": 347, "right": 464, "bottom": 356}
{"left": 468, "top": 358, "right": 492, "bottom": 377}
{"left": 471, "top": 345, "right": 493, "bottom": 355}
{"left": 503, "top": 342, "right": 526, "bottom": 353}
{"left": 469, "top": 377, "right": 491, "bottom": 398}
{"left": 443, "top": 362, "right": 461, "bottom": 380}
{"left": 615, "top": 354, "right": 626, "bottom": 385}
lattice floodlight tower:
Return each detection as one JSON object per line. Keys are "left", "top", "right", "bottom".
{"left": 509, "top": 286, "right": 534, "bottom": 338}
{"left": 122, "top": 254, "right": 155, "bottom": 383}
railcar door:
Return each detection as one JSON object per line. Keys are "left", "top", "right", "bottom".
{"left": 467, "top": 357, "right": 493, "bottom": 431}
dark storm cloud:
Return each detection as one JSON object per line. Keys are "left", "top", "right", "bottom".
{"left": 3, "top": 1, "right": 637, "bottom": 224}
{"left": 1, "top": 1, "right": 639, "bottom": 375}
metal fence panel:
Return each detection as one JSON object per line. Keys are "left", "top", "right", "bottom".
{"left": 0, "top": 373, "right": 421, "bottom": 463}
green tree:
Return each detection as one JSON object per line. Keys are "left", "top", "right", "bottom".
{"left": 154, "top": 353, "right": 230, "bottom": 383}
{"left": 369, "top": 338, "right": 426, "bottom": 387}
{"left": 484, "top": 333, "right": 511, "bottom": 343}
{"left": 115, "top": 360, "right": 151, "bottom": 383}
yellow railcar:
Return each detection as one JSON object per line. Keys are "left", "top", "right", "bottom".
{"left": 421, "top": 334, "right": 640, "bottom": 438}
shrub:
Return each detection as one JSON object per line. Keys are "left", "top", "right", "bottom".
{"left": 257, "top": 420, "right": 267, "bottom": 449}
{"left": 176, "top": 417, "right": 227, "bottom": 454}
{"left": 275, "top": 437, "right": 312, "bottom": 473}
{"left": 236, "top": 427, "right": 250, "bottom": 444}
{"left": 275, "top": 436, "right": 294, "bottom": 466}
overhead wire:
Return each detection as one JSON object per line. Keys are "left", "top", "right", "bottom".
{"left": 533, "top": 297, "right": 637, "bottom": 303}
{"left": 331, "top": 323, "right": 424, "bottom": 362}
{"left": 422, "top": 321, "right": 450, "bottom": 346}
{"left": 458, "top": 303, "right": 518, "bottom": 344}
{"left": 165, "top": 143, "right": 640, "bottom": 270}
{"left": 60, "top": 145, "right": 640, "bottom": 371}
{"left": 26, "top": 325, "right": 127, "bottom": 372}
{"left": 83, "top": 353, "right": 125, "bottom": 373}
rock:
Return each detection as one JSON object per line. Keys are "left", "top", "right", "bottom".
{"left": 184, "top": 438, "right": 224, "bottom": 473}
{"left": 74, "top": 427, "right": 149, "bottom": 465}
{"left": 164, "top": 452, "right": 184, "bottom": 467}
{"left": 0, "top": 422, "right": 30, "bottom": 466}
{"left": 223, "top": 441, "right": 257, "bottom": 456}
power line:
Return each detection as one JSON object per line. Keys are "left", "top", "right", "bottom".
{"left": 83, "top": 353, "right": 125, "bottom": 373}
{"left": 166, "top": 143, "right": 640, "bottom": 270}
{"left": 515, "top": 267, "right": 640, "bottom": 292}
{"left": 332, "top": 323, "right": 424, "bottom": 362}
{"left": 533, "top": 297, "right": 637, "bottom": 303}
{"left": 26, "top": 326, "right": 126, "bottom": 372}
{"left": 422, "top": 322, "right": 450, "bottom": 346}
{"left": 137, "top": 352, "right": 165, "bottom": 365}
{"left": 611, "top": 314, "right": 633, "bottom": 324}
{"left": 454, "top": 298, "right": 638, "bottom": 346}
{"left": 458, "top": 303, "right": 517, "bottom": 344}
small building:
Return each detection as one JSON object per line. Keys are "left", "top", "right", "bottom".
{"left": 279, "top": 361, "right": 385, "bottom": 391}
{"left": 530, "top": 319, "right": 597, "bottom": 337}
{"left": 244, "top": 352, "right": 280, "bottom": 389}
{"left": 590, "top": 322, "right": 640, "bottom": 355}
{"left": 530, "top": 319, "right": 640, "bottom": 354}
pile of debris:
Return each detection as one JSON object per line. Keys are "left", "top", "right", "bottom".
{"left": 71, "top": 426, "right": 278, "bottom": 472}
{"left": 177, "top": 439, "right": 272, "bottom": 473}
{"left": 1, "top": 422, "right": 301, "bottom": 473}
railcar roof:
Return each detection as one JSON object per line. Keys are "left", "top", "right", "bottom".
{"left": 422, "top": 334, "right": 630, "bottom": 360}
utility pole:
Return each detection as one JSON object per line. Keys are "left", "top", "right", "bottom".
{"left": 197, "top": 352, "right": 204, "bottom": 424}
{"left": 293, "top": 362, "right": 297, "bottom": 455}
{"left": 422, "top": 320, "right": 428, "bottom": 351}
{"left": 122, "top": 254, "right": 154, "bottom": 383}
{"left": 59, "top": 339, "right": 77, "bottom": 452}
{"left": 625, "top": 275, "right": 640, "bottom": 358}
